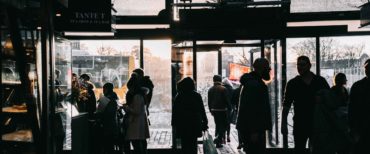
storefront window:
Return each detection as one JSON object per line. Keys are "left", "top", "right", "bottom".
{"left": 320, "top": 36, "right": 370, "bottom": 88}
{"left": 143, "top": 39, "right": 172, "bottom": 129}
{"left": 71, "top": 40, "right": 140, "bottom": 102}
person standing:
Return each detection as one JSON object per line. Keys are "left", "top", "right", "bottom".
{"left": 236, "top": 58, "right": 272, "bottom": 154}
{"left": 123, "top": 72, "right": 150, "bottom": 154}
{"left": 208, "top": 75, "right": 231, "bottom": 148}
{"left": 133, "top": 68, "right": 154, "bottom": 116}
{"left": 172, "top": 77, "right": 208, "bottom": 154}
{"left": 349, "top": 59, "right": 370, "bottom": 154}
{"left": 281, "top": 56, "right": 330, "bottom": 154}
{"left": 96, "top": 83, "right": 119, "bottom": 154}
{"left": 78, "top": 74, "right": 97, "bottom": 118}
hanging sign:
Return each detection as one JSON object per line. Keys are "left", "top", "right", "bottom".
{"left": 56, "top": 0, "right": 112, "bottom": 32}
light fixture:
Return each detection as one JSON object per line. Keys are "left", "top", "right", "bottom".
{"left": 64, "top": 32, "right": 114, "bottom": 36}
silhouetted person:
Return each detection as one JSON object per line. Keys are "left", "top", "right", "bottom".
{"left": 281, "top": 56, "right": 330, "bottom": 154}
{"left": 208, "top": 75, "right": 231, "bottom": 148}
{"left": 123, "top": 72, "right": 150, "bottom": 154}
{"left": 349, "top": 59, "right": 370, "bottom": 154}
{"left": 172, "top": 77, "right": 208, "bottom": 154}
{"left": 312, "top": 73, "right": 350, "bottom": 154}
{"left": 78, "top": 74, "right": 96, "bottom": 118}
{"left": 133, "top": 68, "right": 154, "bottom": 116}
{"left": 222, "top": 78, "right": 234, "bottom": 143}
{"left": 237, "top": 58, "right": 272, "bottom": 154}
{"left": 96, "top": 83, "right": 119, "bottom": 154}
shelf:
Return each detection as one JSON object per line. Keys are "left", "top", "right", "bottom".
{"left": 2, "top": 129, "right": 33, "bottom": 143}
{"left": 1, "top": 80, "right": 22, "bottom": 85}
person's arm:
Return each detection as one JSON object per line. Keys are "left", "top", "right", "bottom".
{"left": 281, "top": 81, "right": 294, "bottom": 135}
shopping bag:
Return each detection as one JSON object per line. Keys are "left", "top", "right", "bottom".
{"left": 203, "top": 131, "right": 218, "bottom": 154}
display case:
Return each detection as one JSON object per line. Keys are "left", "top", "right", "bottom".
{"left": 1, "top": 13, "right": 41, "bottom": 154}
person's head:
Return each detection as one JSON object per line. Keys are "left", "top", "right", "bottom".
{"left": 79, "top": 74, "right": 90, "bottom": 81}
{"left": 334, "top": 73, "right": 347, "bottom": 86}
{"left": 253, "top": 58, "right": 271, "bottom": 80}
{"left": 133, "top": 68, "right": 144, "bottom": 78}
{"left": 297, "top": 56, "right": 312, "bottom": 76}
{"left": 72, "top": 73, "right": 78, "bottom": 81}
{"left": 177, "top": 77, "right": 195, "bottom": 92}
{"left": 213, "top": 75, "right": 222, "bottom": 83}
{"left": 127, "top": 72, "right": 140, "bottom": 91}
{"left": 365, "top": 59, "right": 370, "bottom": 78}
{"left": 103, "top": 82, "right": 114, "bottom": 95}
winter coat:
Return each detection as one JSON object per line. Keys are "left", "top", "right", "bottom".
{"left": 96, "top": 93, "right": 119, "bottom": 137}
{"left": 236, "top": 72, "right": 272, "bottom": 133}
{"left": 208, "top": 82, "right": 231, "bottom": 112}
{"left": 124, "top": 93, "right": 150, "bottom": 140}
{"left": 172, "top": 90, "right": 208, "bottom": 138}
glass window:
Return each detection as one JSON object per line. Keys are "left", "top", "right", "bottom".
{"left": 320, "top": 36, "right": 370, "bottom": 88}
{"left": 72, "top": 40, "right": 140, "bottom": 102}
{"left": 290, "top": 0, "right": 364, "bottom": 13}
{"left": 197, "top": 51, "right": 218, "bottom": 129}
{"left": 143, "top": 40, "right": 172, "bottom": 146}
{"left": 54, "top": 38, "right": 73, "bottom": 150}
{"left": 264, "top": 43, "right": 283, "bottom": 148}
{"left": 114, "top": 0, "right": 166, "bottom": 16}
{"left": 221, "top": 47, "right": 252, "bottom": 81}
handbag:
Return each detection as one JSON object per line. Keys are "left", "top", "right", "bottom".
{"left": 203, "top": 131, "right": 218, "bottom": 154}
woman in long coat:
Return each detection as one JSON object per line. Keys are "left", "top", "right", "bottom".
{"left": 172, "top": 77, "right": 208, "bottom": 154}
{"left": 123, "top": 72, "right": 150, "bottom": 154}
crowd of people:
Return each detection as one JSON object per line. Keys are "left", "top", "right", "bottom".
{"left": 69, "top": 68, "right": 153, "bottom": 154}
{"left": 67, "top": 56, "right": 369, "bottom": 154}
{"left": 173, "top": 56, "right": 370, "bottom": 154}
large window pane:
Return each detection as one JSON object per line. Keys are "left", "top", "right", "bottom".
{"left": 197, "top": 51, "right": 218, "bottom": 129}
{"left": 264, "top": 43, "right": 283, "bottom": 148}
{"left": 286, "top": 38, "right": 317, "bottom": 148}
{"left": 221, "top": 47, "right": 251, "bottom": 81}
{"left": 114, "top": 0, "right": 165, "bottom": 15}
{"left": 72, "top": 40, "right": 140, "bottom": 102}
{"left": 143, "top": 40, "right": 172, "bottom": 131}
{"left": 320, "top": 36, "right": 370, "bottom": 88}
{"left": 291, "top": 0, "right": 364, "bottom": 13}
{"left": 54, "top": 38, "right": 73, "bottom": 150}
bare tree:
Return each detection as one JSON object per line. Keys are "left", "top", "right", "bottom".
{"left": 236, "top": 48, "right": 250, "bottom": 66}
{"left": 343, "top": 44, "right": 364, "bottom": 67}
{"left": 290, "top": 39, "right": 316, "bottom": 61}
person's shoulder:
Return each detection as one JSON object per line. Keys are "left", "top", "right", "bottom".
{"left": 351, "top": 77, "right": 368, "bottom": 88}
